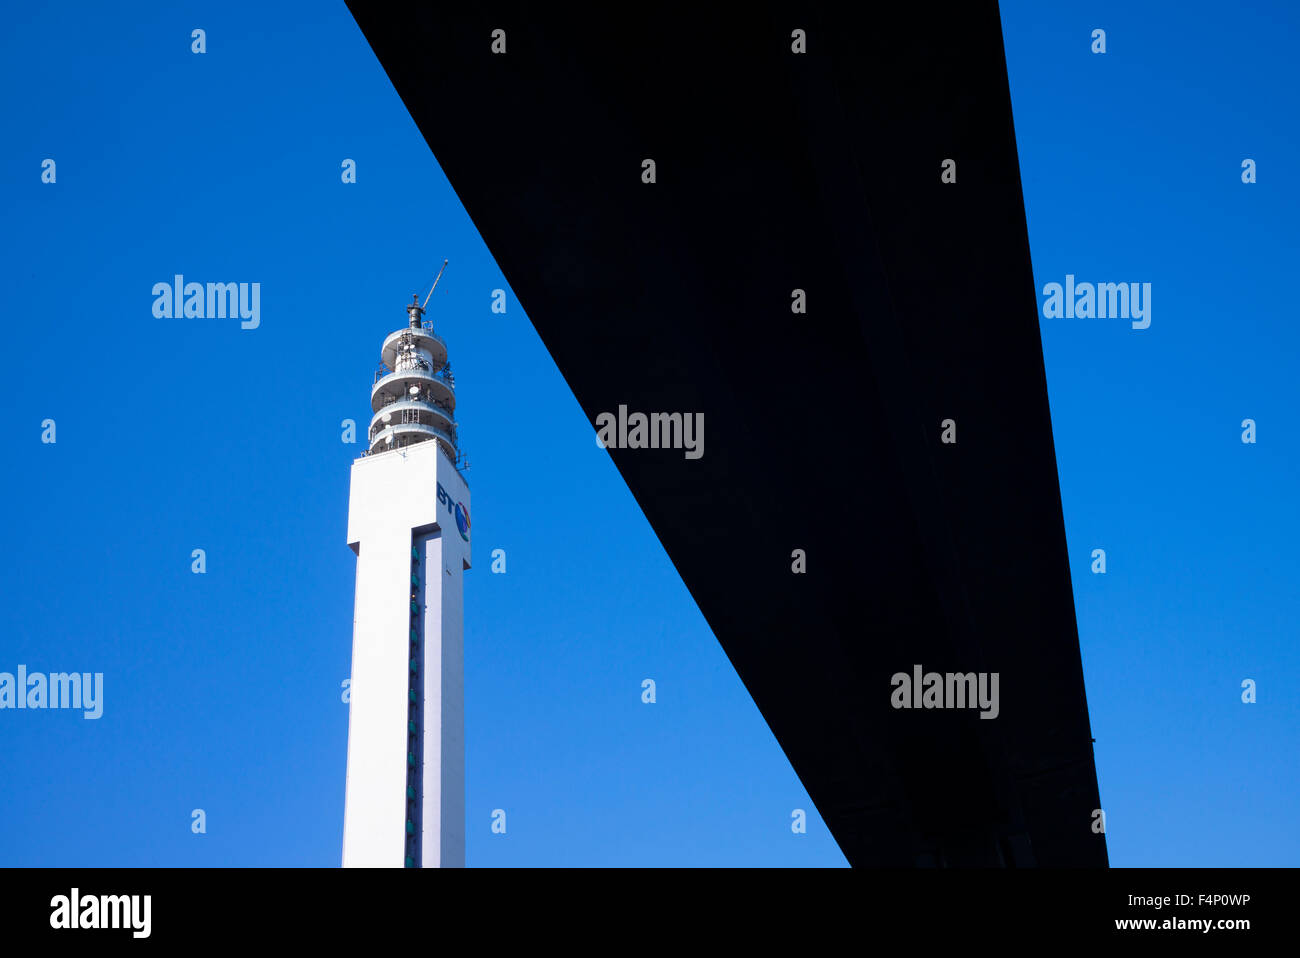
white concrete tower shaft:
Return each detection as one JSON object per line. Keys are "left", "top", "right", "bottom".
{"left": 343, "top": 293, "right": 470, "bottom": 868}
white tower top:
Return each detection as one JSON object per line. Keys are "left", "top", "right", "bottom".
{"left": 368, "top": 294, "right": 459, "bottom": 462}
{"left": 344, "top": 265, "right": 470, "bottom": 868}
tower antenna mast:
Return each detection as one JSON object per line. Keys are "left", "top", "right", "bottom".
{"left": 422, "top": 259, "right": 449, "bottom": 311}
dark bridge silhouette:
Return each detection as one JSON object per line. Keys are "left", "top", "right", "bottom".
{"left": 347, "top": 1, "right": 1107, "bottom": 867}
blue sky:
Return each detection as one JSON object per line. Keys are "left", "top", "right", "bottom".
{"left": 1001, "top": 0, "right": 1300, "bottom": 865}
{"left": 0, "top": 2, "right": 1294, "bottom": 867}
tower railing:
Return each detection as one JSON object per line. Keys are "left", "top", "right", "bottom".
{"left": 373, "top": 362, "right": 455, "bottom": 386}
{"left": 374, "top": 393, "right": 455, "bottom": 417}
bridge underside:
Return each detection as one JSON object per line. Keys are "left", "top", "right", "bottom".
{"left": 347, "top": 1, "right": 1108, "bottom": 867}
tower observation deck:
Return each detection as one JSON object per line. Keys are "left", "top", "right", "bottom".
{"left": 368, "top": 297, "right": 459, "bottom": 462}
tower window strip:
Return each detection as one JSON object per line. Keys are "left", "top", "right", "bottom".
{"left": 405, "top": 536, "right": 426, "bottom": 868}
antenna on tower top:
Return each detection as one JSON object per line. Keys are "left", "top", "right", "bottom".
{"left": 422, "top": 259, "right": 449, "bottom": 311}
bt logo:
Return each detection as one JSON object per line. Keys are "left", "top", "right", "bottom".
{"left": 436, "top": 482, "right": 470, "bottom": 542}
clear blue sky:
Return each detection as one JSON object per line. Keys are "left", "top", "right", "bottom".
{"left": 0, "top": 2, "right": 1294, "bottom": 867}
{"left": 1001, "top": 0, "right": 1300, "bottom": 866}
